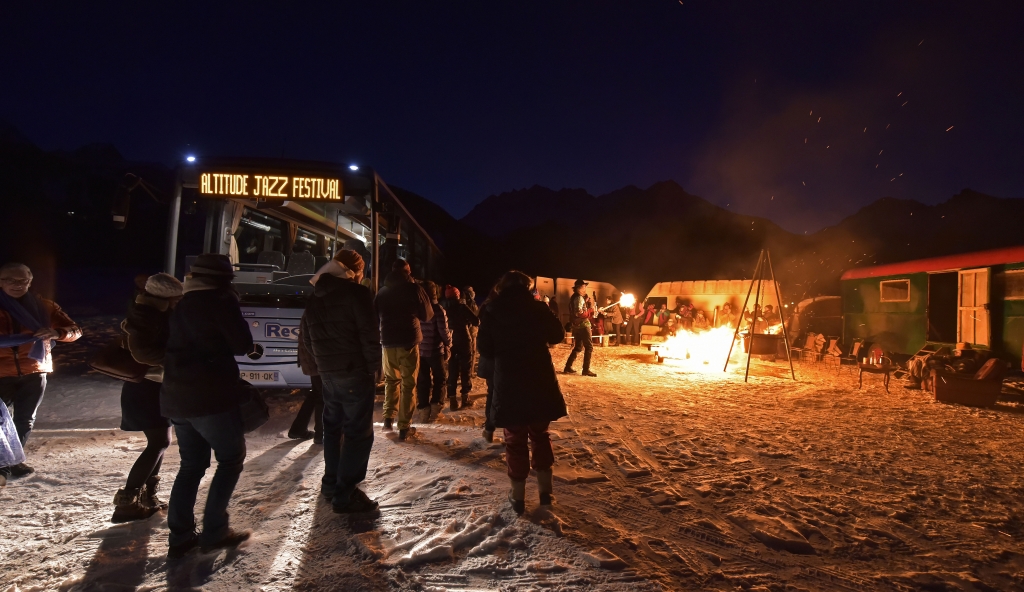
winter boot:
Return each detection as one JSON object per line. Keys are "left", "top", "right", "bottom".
{"left": 482, "top": 428, "right": 494, "bottom": 443}
{"left": 143, "top": 475, "right": 168, "bottom": 510}
{"left": 449, "top": 398, "right": 459, "bottom": 412}
{"left": 383, "top": 417, "right": 393, "bottom": 430}
{"left": 112, "top": 488, "right": 160, "bottom": 524}
{"left": 200, "top": 528, "right": 251, "bottom": 554}
{"left": 429, "top": 402, "right": 442, "bottom": 421}
{"left": 460, "top": 394, "right": 472, "bottom": 409}
{"left": 508, "top": 479, "right": 526, "bottom": 515}
{"left": 9, "top": 462, "right": 34, "bottom": 477}
{"left": 537, "top": 469, "right": 554, "bottom": 507}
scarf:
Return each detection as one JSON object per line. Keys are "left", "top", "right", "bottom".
{"left": 0, "top": 291, "right": 49, "bottom": 362}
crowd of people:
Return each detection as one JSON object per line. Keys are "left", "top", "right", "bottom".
{"left": 0, "top": 252, "right": 572, "bottom": 560}
{"left": 626, "top": 299, "right": 783, "bottom": 339}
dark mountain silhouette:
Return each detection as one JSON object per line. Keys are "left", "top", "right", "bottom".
{"left": 388, "top": 185, "right": 511, "bottom": 290}
{"left": 461, "top": 185, "right": 596, "bottom": 238}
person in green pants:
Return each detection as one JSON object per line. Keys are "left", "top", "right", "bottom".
{"left": 374, "top": 259, "right": 433, "bottom": 440}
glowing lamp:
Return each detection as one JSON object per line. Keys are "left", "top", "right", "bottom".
{"left": 186, "top": 155, "right": 196, "bottom": 163}
{"left": 349, "top": 164, "right": 359, "bottom": 171}
{"left": 619, "top": 293, "right": 636, "bottom": 308}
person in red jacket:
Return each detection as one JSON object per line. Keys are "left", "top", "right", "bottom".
{"left": 0, "top": 263, "right": 82, "bottom": 480}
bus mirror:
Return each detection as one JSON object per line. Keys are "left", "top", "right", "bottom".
{"left": 112, "top": 185, "right": 131, "bottom": 229}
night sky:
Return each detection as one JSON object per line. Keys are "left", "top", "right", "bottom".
{"left": 3, "top": 1, "right": 1022, "bottom": 233}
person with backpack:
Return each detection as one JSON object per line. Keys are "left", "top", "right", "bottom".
{"left": 112, "top": 272, "right": 182, "bottom": 523}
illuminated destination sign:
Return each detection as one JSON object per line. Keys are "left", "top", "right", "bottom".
{"left": 199, "top": 172, "right": 341, "bottom": 200}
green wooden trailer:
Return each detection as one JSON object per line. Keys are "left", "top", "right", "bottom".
{"left": 841, "top": 246, "right": 1024, "bottom": 362}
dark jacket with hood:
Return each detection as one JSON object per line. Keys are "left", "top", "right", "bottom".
{"left": 373, "top": 269, "right": 433, "bottom": 349}
{"left": 442, "top": 298, "right": 479, "bottom": 351}
{"left": 478, "top": 284, "right": 567, "bottom": 427}
{"left": 418, "top": 301, "right": 451, "bottom": 357}
{"left": 303, "top": 274, "right": 381, "bottom": 376}
{"left": 161, "top": 278, "right": 254, "bottom": 419}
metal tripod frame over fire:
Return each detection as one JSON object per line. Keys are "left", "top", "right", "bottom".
{"left": 722, "top": 249, "right": 797, "bottom": 382}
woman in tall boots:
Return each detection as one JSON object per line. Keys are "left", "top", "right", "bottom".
{"left": 112, "top": 273, "right": 182, "bottom": 523}
{"left": 477, "top": 271, "right": 567, "bottom": 515}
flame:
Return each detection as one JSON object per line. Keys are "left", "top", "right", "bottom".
{"left": 619, "top": 293, "right": 636, "bottom": 308}
{"left": 659, "top": 326, "right": 743, "bottom": 371}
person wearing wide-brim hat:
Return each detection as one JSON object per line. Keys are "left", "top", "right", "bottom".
{"left": 161, "top": 253, "right": 255, "bottom": 558}
{"left": 562, "top": 279, "right": 597, "bottom": 377}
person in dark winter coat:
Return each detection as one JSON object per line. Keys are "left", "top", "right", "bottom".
{"left": 477, "top": 286, "right": 499, "bottom": 443}
{"left": 462, "top": 286, "right": 480, "bottom": 378}
{"left": 443, "top": 285, "right": 480, "bottom": 410}
{"left": 477, "top": 271, "right": 567, "bottom": 515}
{"left": 373, "top": 259, "right": 433, "bottom": 440}
{"left": 161, "top": 254, "right": 254, "bottom": 559}
{"left": 304, "top": 249, "right": 382, "bottom": 513}
{"left": 416, "top": 281, "right": 450, "bottom": 422}
{"left": 288, "top": 311, "right": 323, "bottom": 444}
{"left": 113, "top": 273, "right": 181, "bottom": 524}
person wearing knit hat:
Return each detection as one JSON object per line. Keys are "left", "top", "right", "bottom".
{"left": 303, "top": 246, "right": 382, "bottom": 513}
{"left": 0, "top": 262, "right": 82, "bottom": 484}
{"left": 310, "top": 249, "right": 365, "bottom": 286}
{"left": 441, "top": 285, "right": 479, "bottom": 411}
{"left": 111, "top": 271, "right": 184, "bottom": 524}
{"left": 145, "top": 273, "right": 184, "bottom": 300}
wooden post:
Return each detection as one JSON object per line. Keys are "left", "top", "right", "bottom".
{"left": 724, "top": 250, "right": 765, "bottom": 374}
{"left": 765, "top": 250, "right": 797, "bottom": 381}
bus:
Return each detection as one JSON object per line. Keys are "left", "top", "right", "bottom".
{"left": 155, "top": 157, "right": 443, "bottom": 389}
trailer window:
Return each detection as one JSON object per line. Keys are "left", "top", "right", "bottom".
{"left": 996, "top": 270, "right": 1024, "bottom": 300}
{"left": 879, "top": 279, "right": 910, "bottom": 302}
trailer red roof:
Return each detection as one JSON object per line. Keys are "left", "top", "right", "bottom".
{"left": 841, "top": 245, "right": 1024, "bottom": 280}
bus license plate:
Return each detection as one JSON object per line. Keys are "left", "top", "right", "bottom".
{"left": 240, "top": 370, "right": 280, "bottom": 385}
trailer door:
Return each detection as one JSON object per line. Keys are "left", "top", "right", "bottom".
{"left": 958, "top": 268, "right": 990, "bottom": 346}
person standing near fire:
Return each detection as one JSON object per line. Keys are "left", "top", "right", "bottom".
{"left": 603, "top": 296, "right": 623, "bottom": 346}
{"left": 562, "top": 280, "right": 597, "bottom": 377}
{"left": 624, "top": 298, "right": 643, "bottom": 345}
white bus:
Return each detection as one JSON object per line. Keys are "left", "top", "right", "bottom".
{"left": 149, "top": 157, "right": 443, "bottom": 389}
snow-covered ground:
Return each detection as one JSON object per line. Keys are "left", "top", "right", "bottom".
{"left": 4, "top": 317, "right": 1024, "bottom": 591}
